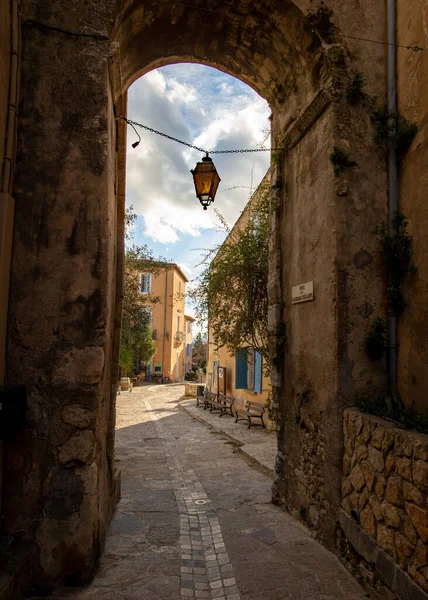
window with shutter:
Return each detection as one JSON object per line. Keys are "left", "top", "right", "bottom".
{"left": 140, "top": 273, "right": 151, "bottom": 294}
{"left": 235, "top": 348, "right": 247, "bottom": 389}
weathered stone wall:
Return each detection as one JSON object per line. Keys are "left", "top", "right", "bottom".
{"left": 396, "top": 1, "right": 428, "bottom": 414}
{"left": 5, "top": 0, "right": 390, "bottom": 586}
{"left": 270, "top": 1, "right": 388, "bottom": 544}
{"left": 342, "top": 409, "right": 428, "bottom": 595}
{"left": 4, "top": 0, "right": 120, "bottom": 586}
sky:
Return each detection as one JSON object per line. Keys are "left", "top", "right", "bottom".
{"left": 126, "top": 63, "right": 271, "bottom": 322}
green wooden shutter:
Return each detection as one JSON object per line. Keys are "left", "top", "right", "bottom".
{"left": 235, "top": 348, "right": 247, "bottom": 389}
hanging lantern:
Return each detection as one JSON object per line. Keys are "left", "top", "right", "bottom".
{"left": 191, "top": 154, "right": 221, "bottom": 210}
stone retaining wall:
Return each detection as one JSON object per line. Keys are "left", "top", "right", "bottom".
{"left": 342, "top": 409, "right": 428, "bottom": 594}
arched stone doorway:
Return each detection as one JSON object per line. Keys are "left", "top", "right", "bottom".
{"left": 5, "top": 0, "right": 388, "bottom": 586}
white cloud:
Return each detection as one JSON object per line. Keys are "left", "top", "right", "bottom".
{"left": 126, "top": 63, "right": 270, "bottom": 249}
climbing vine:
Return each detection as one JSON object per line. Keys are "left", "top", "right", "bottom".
{"left": 329, "top": 146, "right": 357, "bottom": 176}
{"left": 365, "top": 317, "right": 386, "bottom": 361}
{"left": 306, "top": 3, "right": 338, "bottom": 44}
{"left": 188, "top": 178, "right": 270, "bottom": 365}
{"left": 374, "top": 212, "right": 417, "bottom": 314}
{"left": 346, "top": 73, "right": 366, "bottom": 104}
{"left": 372, "top": 106, "right": 419, "bottom": 155}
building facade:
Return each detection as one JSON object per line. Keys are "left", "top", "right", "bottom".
{"left": 207, "top": 173, "right": 273, "bottom": 430}
{"left": 143, "top": 263, "right": 188, "bottom": 382}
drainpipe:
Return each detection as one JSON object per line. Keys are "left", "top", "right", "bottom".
{"left": 387, "top": 0, "right": 398, "bottom": 394}
{"left": 0, "top": 0, "right": 20, "bottom": 533}
{"left": 0, "top": 0, "right": 20, "bottom": 385}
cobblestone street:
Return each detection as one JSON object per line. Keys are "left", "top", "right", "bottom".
{"left": 39, "top": 385, "right": 367, "bottom": 600}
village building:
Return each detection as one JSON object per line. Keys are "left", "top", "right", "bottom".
{"left": 141, "top": 263, "right": 188, "bottom": 382}
{"left": 207, "top": 173, "right": 273, "bottom": 430}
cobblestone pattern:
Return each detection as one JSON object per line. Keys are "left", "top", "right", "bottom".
{"left": 143, "top": 397, "right": 241, "bottom": 600}
{"left": 342, "top": 409, "right": 428, "bottom": 593}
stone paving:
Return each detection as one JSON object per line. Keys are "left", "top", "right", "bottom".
{"left": 178, "top": 396, "right": 276, "bottom": 477}
{"left": 33, "top": 384, "right": 369, "bottom": 600}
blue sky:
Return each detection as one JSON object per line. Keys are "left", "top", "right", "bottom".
{"left": 126, "top": 64, "right": 271, "bottom": 319}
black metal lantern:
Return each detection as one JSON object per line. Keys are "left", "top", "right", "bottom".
{"left": 191, "top": 153, "right": 221, "bottom": 210}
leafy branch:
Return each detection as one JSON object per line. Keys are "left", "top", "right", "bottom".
{"left": 188, "top": 176, "right": 271, "bottom": 366}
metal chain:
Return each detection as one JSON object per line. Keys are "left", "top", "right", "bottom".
{"left": 121, "top": 117, "right": 272, "bottom": 155}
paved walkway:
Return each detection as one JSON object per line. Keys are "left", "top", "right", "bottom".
{"left": 179, "top": 396, "right": 276, "bottom": 477}
{"left": 40, "top": 385, "right": 367, "bottom": 600}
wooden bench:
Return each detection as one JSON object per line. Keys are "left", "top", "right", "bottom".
{"left": 196, "top": 390, "right": 216, "bottom": 410}
{"left": 235, "top": 400, "right": 266, "bottom": 429}
{"left": 216, "top": 393, "right": 235, "bottom": 417}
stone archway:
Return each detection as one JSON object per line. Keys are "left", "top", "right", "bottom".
{"left": 5, "top": 0, "right": 388, "bottom": 586}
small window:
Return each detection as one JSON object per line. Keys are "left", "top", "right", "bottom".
{"left": 179, "top": 281, "right": 182, "bottom": 298}
{"left": 140, "top": 273, "right": 151, "bottom": 294}
{"left": 177, "top": 314, "right": 181, "bottom": 332}
{"left": 187, "top": 321, "right": 191, "bottom": 333}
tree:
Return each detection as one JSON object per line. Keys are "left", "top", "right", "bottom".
{"left": 189, "top": 175, "right": 270, "bottom": 365}
{"left": 192, "top": 331, "right": 208, "bottom": 372}
{"left": 119, "top": 207, "right": 167, "bottom": 376}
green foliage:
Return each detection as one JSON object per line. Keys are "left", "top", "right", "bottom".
{"left": 271, "top": 151, "right": 281, "bottom": 166}
{"left": 307, "top": 3, "right": 338, "bottom": 44}
{"left": 329, "top": 146, "right": 357, "bottom": 176}
{"left": 372, "top": 106, "right": 419, "bottom": 155}
{"left": 365, "top": 317, "right": 386, "bottom": 360}
{"left": 184, "top": 371, "right": 197, "bottom": 382}
{"left": 189, "top": 177, "right": 270, "bottom": 365}
{"left": 346, "top": 73, "right": 366, "bottom": 104}
{"left": 192, "top": 332, "right": 208, "bottom": 372}
{"left": 120, "top": 208, "right": 166, "bottom": 376}
{"left": 358, "top": 395, "right": 428, "bottom": 435}
{"left": 374, "top": 212, "right": 417, "bottom": 314}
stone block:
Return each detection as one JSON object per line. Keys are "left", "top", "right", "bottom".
{"left": 395, "top": 434, "right": 413, "bottom": 458}
{"left": 343, "top": 452, "right": 351, "bottom": 476}
{"left": 382, "top": 429, "right": 395, "bottom": 453}
{"left": 349, "top": 463, "right": 366, "bottom": 492}
{"left": 402, "top": 514, "right": 418, "bottom": 546}
{"left": 405, "top": 503, "right": 428, "bottom": 543}
{"left": 62, "top": 405, "right": 96, "bottom": 429}
{"left": 414, "top": 440, "right": 428, "bottom": 462}
{"left": 396, "top": 457, "right": 412, "bottom": 481}
{"left": 361, "top": 460, "right": 376, "bottom": 490}
{"left": 369, "top": 445, "right": 385, "bottom": 472}
{"left": 361, "top": 505, "right": 377, "bottom": 538}
{"left": 359, "top": 487, "right": 370, "bottom": 511}
{"left": 356, "top": 443, "right": 368, "bottom": 462}
{"left": 381, "top": 502, "right": 401, "bottom": 528}
{"left": 413, "top": 460, "right": 428, "bottom": 492}
{"left": 403, "top": 481, "right": 424, "bottom": 506}
{"left": 371, "top": 425, "right": 385, "bottom": 449}
{"left": 360, "top": 422, "right": 372, "bottom": 444}
{"left": 58, "top": 430, "right": 95, "bottom": 466}
{"left": 395, "top": 532, "right": 414, "bottom": 568}
{"left": 385, "top": 452, "right": 395, "bottom": 475}
{"left": 52, "top": 347, "right": 105, "bottom": 385}
{"left": 375, "top": 475, "right": 386, "bottom": 501}
{"left": 377, "top": 525, "right": 396, "bottom": 558}
{"left": 385, "top": 476, "right": 404, "bottom": 507}
{"left": 370, "top": 495, "right": 383, "bottom": 521}
{"left": 342, "top": 476, "right": 352, "bottom": 497}
{"left": 416, "top": 540, "right": 428, "bottom": 566}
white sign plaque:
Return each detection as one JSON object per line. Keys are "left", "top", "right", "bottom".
{"left": 292, "top": 281, "right": 314, "bottom": 304}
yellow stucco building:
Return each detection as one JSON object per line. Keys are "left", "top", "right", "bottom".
{"left": 207, "top": 174, "right": 274, "bottom": 430}
{"left": 141, "top": 263, "right": 188, "bottom": 382}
